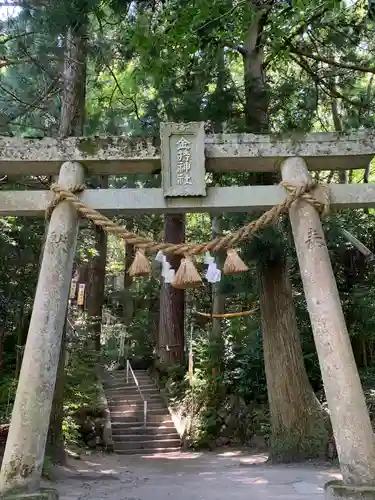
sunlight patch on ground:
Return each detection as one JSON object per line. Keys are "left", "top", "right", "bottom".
{"left": 238, "top": 454, "right": 268, "bottom": 465}
{"left": 141, "top": 451, "right": 202, "bottom": 460}
{"left": 326, "top": 471, "right": 342, "bottom": 480}
{"left": 216, "top": 450, "right": 246, "bottom": 457}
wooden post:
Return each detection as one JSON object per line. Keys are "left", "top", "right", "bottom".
{"left": 281, "top": 157, "right": 375, "bottom": 486}
{"left": 0, "top": 161, "right": 84, "bottom": 496}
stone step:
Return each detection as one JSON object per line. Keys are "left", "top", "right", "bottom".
{"left": 111, "top": 382, "right": 152, "bottom": 387}
{"left": 114, "top": 438, "right": 181, "bottom": 450}
{"left": 110, "top": 407, "right": 167, "bottom": 416}
{"left": 105, "top": 375, "right": 153, "bottom": 381}
{"left": 111, "top": 421, "right": 176, "bottom": 430}
{"left": 111, "top": 414, "right": 172, "bottom": 424}
{"left": 104, "top": 385, "right": 160, "bottom": 397}
{"left": 109, "top": 373, "right": 150, "bottom": 379}
{"left": 107, "top": 391, "right": 163, "bottom": 403}
{"left": 108, "top": 397, "right": 164, "bottom": 404}
{"left": 106, "top": 387, "right": 159, "bottom": 394}
{"left": 106, "top": 378, "right": 155, "bottom": 384}
{"left": 114, "top": 447, "right": 181, "bottom": 455}
{"left": 105, "top": 384, "right": 157, "bottom": 391}
{"left": 108, "top": 402, "right": 165, "bottom": 410}
{"left": 111, "top": 425, "right": 177, "bottom": 435}
{"left": 113, "top": 433, "right": 179, "bottom": 442}
{"left": 111, "top": 379, "right": 152, "bottom": 385}
{"left": 106, "top": 391, "right": 160, "bottom": 398}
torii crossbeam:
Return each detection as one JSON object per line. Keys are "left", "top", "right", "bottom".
{"left": 1, "top": 123, "right": 375, "bottom": 500}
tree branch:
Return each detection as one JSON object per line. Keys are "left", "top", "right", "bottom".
{"left": 0, "top": 57, "right": 33, "bottom": 68}
{"left": 290, "top": 53, "right": 361, "bottom": 108}
{"left": 289, "top": 45, "right": 375, "bottom": 75}
{"left": 263, "top": 5, "right": 329, "bottom": 69}
{"left": 0, "top": 32, "right": 35, "bottom": 45}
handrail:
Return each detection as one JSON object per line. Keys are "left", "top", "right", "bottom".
{"left": 126, "top": 359, "right": 147, "bottom": 428}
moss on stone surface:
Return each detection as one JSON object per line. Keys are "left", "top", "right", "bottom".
{"left": 0, "top": 488, "right": 58, "bottom": 499}
{"left": 76, "top": 138, "right": 100, "bottom": 156}
{"left": 2, "top": 458, "right": 35, "bottom": 485}
{"left": 325, "top": 480, "right": 375, "bottom": 499}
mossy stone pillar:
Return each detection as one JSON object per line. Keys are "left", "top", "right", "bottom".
{"left": 281, "top": 156, "right": 375, "bottom": 487}
{"left": 0, "top": 162, "right": 84, "bottom": 497}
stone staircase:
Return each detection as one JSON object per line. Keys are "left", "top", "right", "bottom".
{"left": 104, "top": 369, "right": 181, "bottom": 455}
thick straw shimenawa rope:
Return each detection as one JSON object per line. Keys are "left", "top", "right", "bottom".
{"left": 45, "top": 184, "right": 85, "bottom": 220}
{"left": 48, "top": 180, "right": 330, "bottom": 257}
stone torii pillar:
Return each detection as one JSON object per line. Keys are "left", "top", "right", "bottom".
{"left": 281, "top": 157, "right": 375, "bottom": 499}
{"left": 0, "top": 161, "right": 84, "bottom": 500}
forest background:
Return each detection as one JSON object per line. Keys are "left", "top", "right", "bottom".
{"left": 1, "top": 0, "right": 375, "bottom": 465}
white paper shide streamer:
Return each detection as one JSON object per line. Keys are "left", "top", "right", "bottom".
{"left": 155, "top": 250, "right": 166, "bottom": 264}
{"left": 204, "top": 252, "right": 221, "bottom": 283}
{"left": 156, "top": 250, "right": 221, "bottom": 284}
{"left": 156, "top": 251, "right": 175, "bottom": 283}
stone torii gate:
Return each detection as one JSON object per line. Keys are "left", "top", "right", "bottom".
{"left": 1, "top": 123, "right": 375, "bottom": 499}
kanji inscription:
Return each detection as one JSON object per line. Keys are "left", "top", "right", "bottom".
{"left": 176, "top": 137, "right": 193, "bottom": 186}
{"left": 161, "top": 122, "right": 206, "bottom": 197}
{"left": 305, "top": 227, "right": 325, "bottom": 249}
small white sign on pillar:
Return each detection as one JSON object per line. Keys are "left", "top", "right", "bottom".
{"left": 160, "top": 122, "right": 206, "bottom": 197}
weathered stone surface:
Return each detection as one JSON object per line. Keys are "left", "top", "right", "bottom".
{"left": 0, "top": 135, "right": 159, "bottom": 176}
{"left": 160, "top": 122, "right": 206, "bottom": 197}
{"left": 325, "top": 480, "right": 375, "bottom": 499}
{"left": 2, "top": 183, "right": 375, "bottom": 217}
{"left": 95, "top": 366, "right": 114, "bottom": 453}
{"left": 0, "top": 129, "right": 374, "bottom": 175}
{"left": 0, "top": 162, "right": 85, "bottom": 495}
{"left": 0, "top": 488, "right": 58, "bottom": 499}
{"left": 281, "top": 157, "right": 375, "bottom": 485}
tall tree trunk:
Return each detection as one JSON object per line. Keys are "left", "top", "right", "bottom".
{"left": 122, "top": 186, "right": 136, "bottom": 327}
{"left": 242, "top": 2, "right": 329, "bottom": 461}
{"left": 210, "top": 215, "right": 225, "bottom": 374}
{"left": 46, "top": 14, "right": 87, "bottom": 465}
{"left": 0, "top": 324, "right": 4, "bottom": 372}
{"left": 158, "top": 214, "right": 185, "bottom": 367}
{"left": 86, "top": 176, "right": 108, "bottom": 352}
{"left": 259, "top": 258, "right": 329, "bottom": 460}
{"left": 15, "top": 309, "right": 31, "bottom": 378}
{"left": 331, "top": 96, "right": 347, "bottom": 184}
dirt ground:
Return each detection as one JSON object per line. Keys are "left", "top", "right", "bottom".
{"left": 43, "top": 450, "right": 342, "bottom": 500}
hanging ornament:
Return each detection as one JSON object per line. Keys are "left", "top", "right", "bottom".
{"left": 128, "top": 249, "right": 151, "bottom": 277}
{"left": 172, "top": 256, "right": 202, "bottom": 289}
{"left": 223, "top": 249, "right": 249, "bottom": 275}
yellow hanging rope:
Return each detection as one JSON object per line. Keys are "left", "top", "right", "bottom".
{"left": 194, "top": 307, "right": 258, "bottom": 319}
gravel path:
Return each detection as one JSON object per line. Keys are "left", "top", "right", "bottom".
{"left": 44, "top": 450, "right": 341, "bottom": 500}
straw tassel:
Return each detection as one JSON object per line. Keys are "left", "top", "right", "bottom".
{"left": 223, "top": 249, "right": 249, "bottom": 275}
{"left": 172, "top": 256, "right": 202, "bottom": 289}
{"left": 128, "top": 249, "right": 151, "bottom": 277}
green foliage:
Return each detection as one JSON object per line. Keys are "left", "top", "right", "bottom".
{"left": 157, "top": 315, "right": 268, "bottom": 448}
{"left": 42, "top": 455, "right": 53, "bottom": 480}
{"left": 62, "top": 317, "right": 102, "bottom": 446}
{"left": 0, "top": 376, "right": 17, "bottom": 423}
{"left": 2, "top": 0, "right": 375, "bottom": 463}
